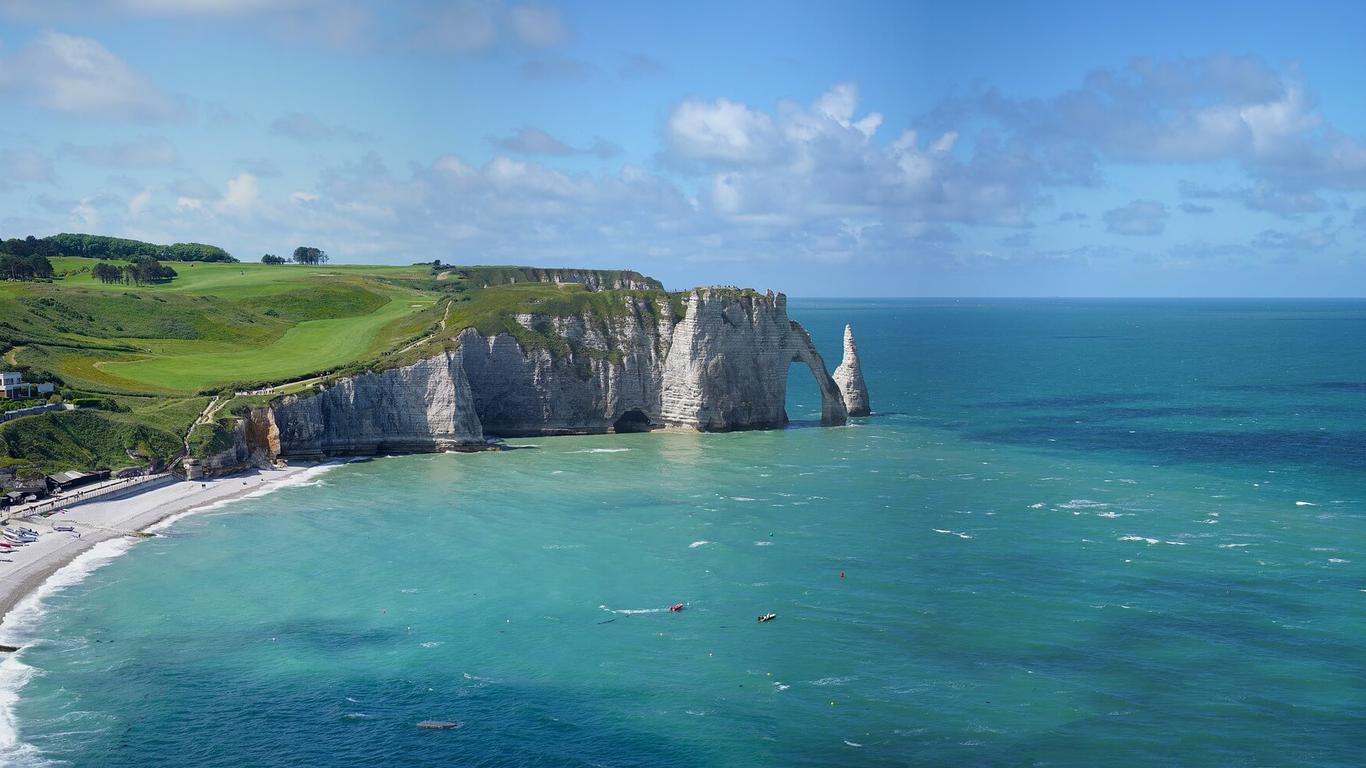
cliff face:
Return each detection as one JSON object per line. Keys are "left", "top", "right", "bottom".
{"left": 210, "top": 281, "right": 861, "bottom": 468}
{"left": 269, "top": 351, "right": 484, "bottom": 458}
{"left": 659, "top": 289, "right": 847, "bottom": 430}
{"left": 455, "top": 293, "right": 676, "bottom": 435}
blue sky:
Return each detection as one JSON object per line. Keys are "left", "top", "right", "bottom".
{"left": 3, "top": 0, "right": 1366, "bottom": 296}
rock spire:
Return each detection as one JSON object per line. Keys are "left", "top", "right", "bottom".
{"left": 833, "top": 324, "right": 870, "bottom": 417}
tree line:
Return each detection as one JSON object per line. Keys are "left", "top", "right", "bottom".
{"left": 92, "top": 257, "right": 178, "bottom": 286}
{"left": 43, "top": 233, "right": 236, "bottom": 263}
{"left": 0, "top": 252, "right": 54, "bottom": 281}
{"left": 261, "top": 246, "right": 328, "bottom": 265}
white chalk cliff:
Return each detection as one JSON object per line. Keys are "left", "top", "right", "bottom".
{"left": 212, "top": 281, "right": 864, "bottom": 469}
{"left": 833, "top": 324, "right": 871, "bottom": 417}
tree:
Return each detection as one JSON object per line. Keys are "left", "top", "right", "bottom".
{"left": 0, "top": 252, "right": 54, "bottom": 281}
{"left": 261, "top": 254, "right": 286, "bottom": 265}
{"left": 291, "top": 246, "right": 328, "bottom": 265}
{"left": 92, "top": 262, "right": 123, "bottom": 284}
{"left": 120, "top": 257, "right": 177, "bottom": 286}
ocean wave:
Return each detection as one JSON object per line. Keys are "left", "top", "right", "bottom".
{"left": 0, "top": 536, "right": 141, "bottom": 766}
{"left": 1118, "top": 535, "right": 1160, "bottom": 545}
{"left": 932, "top": 529, "right": 973, "bottom": 539}
{"left": 145, "top": 463, "right": 345, "bottom": 536}
{"left": 754, "top": 541, "right": 774, "bottom": 546}
{"left": 598, "top": 604, "right": 668, "bottom": 615}
{"left": 1059, "top": 499, "right": 1110, "bottom": 510}
{"left": 570, "top": 448, "right": 630, "bottom": 454}
{"left": 689, "top": 540, "right": 711, "bottom": 548}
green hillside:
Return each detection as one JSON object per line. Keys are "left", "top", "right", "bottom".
{"left": 0, "top": 257, "right": 677, "bottom": 477}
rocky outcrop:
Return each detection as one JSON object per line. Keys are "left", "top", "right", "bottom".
{"left": 208, "top": 278, "right": 865, "bottom": 466}
{"left": 269, "top": 351, "right": 484, "bottom": 458}
{"left": 454, "top": 294, "right": 676, "bottom": 435}
{"left": 833, "top": 324, "right": 871, "bottom": 417}
{"left": 659, "top": 289, "right": 847, "bottom": 430}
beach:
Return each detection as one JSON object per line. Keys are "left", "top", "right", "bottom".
{"left": 0, "top": 465, "right": 320, "bottom": 630}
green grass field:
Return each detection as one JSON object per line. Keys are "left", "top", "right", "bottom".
{"left": 5, "top": 258, "right": 443, "bottom": 394}
{"left": 0, "top": 258, "right": 675, "bottom": 475}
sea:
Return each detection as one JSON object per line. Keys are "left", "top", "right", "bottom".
{"left": 0, "top": 298, "right": 1362, "bottom": 767}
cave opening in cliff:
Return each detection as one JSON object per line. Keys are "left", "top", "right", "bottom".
{"left": 612, "top": 409, "right": 653, "bottom": 433}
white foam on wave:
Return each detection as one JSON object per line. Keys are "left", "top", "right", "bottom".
{"left": 1118, "top": 535, "right": 1160, "bottom": 545}
{"left": 570, "top": 448, "right": 630, "bottom": 454}
{"left": 754, "top": 541, "right": 774, "bottom": 547}
{"left": 1295, "top": 501, "right": 1316, "bottom": 506}
{"left": 146, "top": 463, "right": 345, "bottom": 535}
{"left": 932, "top": 529, "right": 973, "bottom": 540}
{"left": 844, "top": 740, "right": 863, "bottom": 747}
{"left": 808, "top": 676, "right": 854, "bottom": 686}
{"left": 689, "top": 540, "right": 711, "bottom": 548}
{"left": 730, "top": 496, "right": 758, "bottom": 502}
{"left": 0, "top": 535, "right": 142, "bottom": 765}
{"left": 1059, "top": 499, "right": 1110, "bottom": 510}
{"left": 420, "top": 641, "right": 443, "bottom": 648}
{"left": 1028, "top": 503, "right": 1045, "bottom": 509}
{"left": 598, "top": 604, "right": 667, "bottom": 615}
{"left": 1218, "top": 543, "right": 1253, "bottom": 548}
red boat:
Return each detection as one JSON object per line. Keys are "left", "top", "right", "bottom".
{"left": 669, "top": 603, "right": 684, "bottom": 612}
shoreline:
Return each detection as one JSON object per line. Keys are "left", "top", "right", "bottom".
{"left": 0, "top": 464, "right": 326, "bottom": 633}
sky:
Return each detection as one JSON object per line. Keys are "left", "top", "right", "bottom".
{"left": 3, "top": 1, "right": 1366, "bottom": 296}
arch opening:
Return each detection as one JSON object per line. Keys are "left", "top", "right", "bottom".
{"left": 612, "top": 409, "right": 654, "bottom": 433}
{"left": 784, "top": 360, "right": 823, "bottom": 427}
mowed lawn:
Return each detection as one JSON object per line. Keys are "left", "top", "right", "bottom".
{"left": 24, "top": 259, "right": 444, "bottom": 394}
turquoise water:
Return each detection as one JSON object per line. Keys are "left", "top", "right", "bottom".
{"left": 2, "top": 299, "right": 1364, "bottom": 766}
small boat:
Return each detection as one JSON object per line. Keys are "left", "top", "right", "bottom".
{"left": 757, "top": 613, "right": 777, "bottom": 623}
{"left": 3, "top": 531, "right": 34, "bottom": 544}
{"left": 54, "top": 525, "right": 75, "bottom": 533}
{"left": 669, "top": 603, "right": 684, "bottom": 613}
{"left": 416, "top": 720, "right": 460, "bottom": 730}
{"left": 4, "top": 528, "right": 36, "bottom": 540}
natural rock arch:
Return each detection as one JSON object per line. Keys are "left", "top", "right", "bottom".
{"left": 785, "top": 323, "right": 848, "bottom": 427}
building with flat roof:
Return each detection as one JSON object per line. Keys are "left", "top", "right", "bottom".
{"left": 0, "top": 372, "right": 54, "bottom": 400}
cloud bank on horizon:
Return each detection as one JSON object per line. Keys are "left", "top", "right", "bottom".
{"left": 1, "top": 0, "right": 1365, "bottom": 296}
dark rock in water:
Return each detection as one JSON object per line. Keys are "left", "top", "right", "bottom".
{"left": 417, "top": 720, "right": 460, "bottom": 730}
{"left": 0, "top": 644, "right": 20, "bottom": 652}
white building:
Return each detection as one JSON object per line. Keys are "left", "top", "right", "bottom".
{"left": 0, "top": 372, "right": 54, "bottom": 400}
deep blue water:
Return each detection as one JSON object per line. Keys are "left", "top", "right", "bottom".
{"left": 1, "top": 298, "right": 1363, "bottom": 766}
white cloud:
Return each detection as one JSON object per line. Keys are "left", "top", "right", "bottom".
{"left": 129, "top": 188, "right": 153, "bottom": 215}
{"left": 1103, "top": 200, "right": 1168, "bottom": 236}
{"left": 0, "top": 32, "right": 177, "bottom": 121}
{"left": 69, "top": 198, "right": 100, "bottom": 229}
{"left": 509, "top": 4, "right": 567, "bottom": 47}
{"left": 666, "top": 98, "right": 779, "bottom": 164}
{"left": 215, "top": 173, "right": 262, "bottom": 215}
